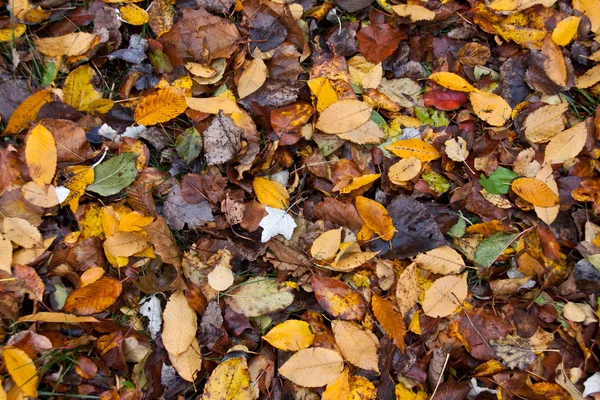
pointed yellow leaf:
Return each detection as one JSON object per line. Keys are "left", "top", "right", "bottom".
{"left": 237, "top": 58, "right": 268, "bottom": 99}
{"left": 414, "top": 246, "right": 466, "bottom": 275}
{"left": 356, "top": 196, "right": 395, "bottom": 241}
{"left": 186, "top": 96, "right": 241, "bottom": 114}
{"left": 552, "top": 16, "right": 580, "bottom": 46}
{"left": 252, "top": 177, "right": 289, "bottom": 209}
{"left": 25, "top": 124, "right": 57, "bottom": 186}
{"left": 162, "top": 290, "right": 197, "bottom": 356}
{"left": 202, "top": 357, "right": 253, "bottom": 399}
{"left": 421, "top": 273, "right": 468, "bottom": 318}
{"left": 311, "top": 228, "right": 342, "bottom": 261}
{"left": 103, "top": 231, "right": 149, "bottom": 257}
{"left": 35, "top": 32, "right": 100, "bottom": 57}
{"left": 429, "top": 72, "right": 477, "bottom": 92}
{"left": 2, "top": 346, "right": 38, "bottom": 397}
{"left": 391, "top": 4, "right": 436, "bottom": 22}
{"left": 60, "top": 165, "right": 95, "bottom": 213}
{"left": 3, "top": 89, "right": 51, "bottom": 135}
{"left": 278, "top": 348, "right": 344, "bottom": 388}
{"left": 511, "top": 177, "right": 560, "bottom": 207}
{"left": 134, "top": 87, "right": 188, "bottom": 126}
{"left": 332, "top": 320, "right": 380, "bottom": 373}
{"left": 544, "top": 120, "right": 588, "bottom": 165}
{"left": 385, "top": 138, "right": 441, "bottom": 162}
{"left": 169, "top": 338, "right": 202, "bottom": 382}
{"left": 388, "top": 157, "right": 422, "bottom": 184}
{"left": 339, "top": 173, "right": 381, "bottom": 194}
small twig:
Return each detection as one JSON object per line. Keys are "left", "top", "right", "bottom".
{"left": 430, "top": 352, "right": 450, "bottom": 400}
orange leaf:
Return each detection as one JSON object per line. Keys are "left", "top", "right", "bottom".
{"left": 372, "top": 294, "right": 406, "bottom": 352}
{"left": 385, "top": 138, "right": 441, "bottom": 162}
{"left": 63, "top": 276, "right": 123, "bottom": 315}
{"left": 355, "top": 196, "right": 395, "bottom": 241}
{"left": 3, "top": 90, "right": 53, "bottom": 135}
{"left": 134, "top": 87, "right": 188, "bottom": 126}
{"left": 511, "top": 177, "right": 560, "bottom": 207}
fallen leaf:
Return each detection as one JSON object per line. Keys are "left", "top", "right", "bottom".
{"left": 576, "top": 64, "right": 600, "bottom": 89}
{"left": 490, "top": 328, "right": 554, "bottom": 370}
{"left": 332, "top": 320, "right": 380, "bottom": 373}
{"left": 35, "top": 32, "right": 101, "bottom": 57}
{"left": 186, "top": 96, "right": 241, "bottom": 114}
{"left": 355, "top": 196, "right": 395, "bottom": 241}
{"left": 544, "top": 120, "right": 588, "bottom": 165}
{"left": 25, "top": 124, "right": 57, "bottom": 187}
{"left": 203, "top": 111, "right": 243, "bottom": 165}
{"left": 421, "top": 273, "right": 468, "bottom": 318}
{"left": 169, "top": 338, "right": 202, "bottom": 382}
{"left": 119, "top": 4, "right": 149, "bottom": 25}
{"left": 563, "top": 302, "right": 585, "bottom": 322}
{"left": 322, "top": 368, "right": 351, "bottom": 400}
{"left": 388, "top": 157, "right": 422, "bottom": 184}
{"left": 63, "top": 65, "right": 103, "bottom": 112}
{"left": 238, "top": 58, "right": 268, "bottom": 99}
{"left": 224, "top": 276, "right": 294, "bottom": 317}
{"left": 103, "top": 231, "right": 149, "bottom": 257}
{"left": 414, "top": 246, "right": 466, "bottom": 275}
{"left": 391, "top": 4, "right": 436, "bottom": 22}
{"left": 372, "top": 294, "right": 406, "bottom": 352}
{"left": 312, "top": 275, "right": 367, "bottom": 320}
{"left": 63, "top": 276, "right": 123, "bottom": 315}
{"left": 339, "top": 173, "right": 381, "bottom": 194}
{"left": 385, "top": 138, "right": 441, "bottom": 162}
{"left": 3, "top": 90, "right": 53, "bottom": 135}
{"left": 315, "top": 100, "right": 372, "bottom": 134}
{"left": 278, "top": 347, "right": 344, "bottom": 388}
{"left": 253, "top": 177, "right": 289, "bottom": 209}
{"left": 429, "top": 72, "right": 477, "bottom": 92}
{"left": 202, "top": 357, "right": 253, "bottom": 399}
{"left": 162, "top": 290, "right": 197, "bottom": 355}
{"left": 207, "top": 265, "right": 234, "bottom": 291}
{"left": 474, "top": 232, "right": 519, "bottom": 267}
{"left": 18, "top": 312, "right": 99, "bottom": 323}
{"left": 523, "top": 103, "right": 568, "bottom": 143}
{"left": 511, "top": 177, "right": 560, "bottom": 207}
{"left": 134, "top": 87, "right": 188, "bottom": 126}
{"left": 2, "top": 217, "right": 42, "bottom": 248}
{"left": 445, "top": 137, "right": 469, "bottom": 162}
{"left": 552, "top": 16, "right": 580, "bottom": 46}
{"left": 337, "top": 120, "right": 385, "bottom": 144}
{"left": 258, "top": 207, "right": 296, "bottom": 242}
{"left": 3, "top": 346, "right": 38, "bottom": 397}
{"left": 87, "top": 152, "right": 138, "bottom": 197}
{"left": 0, "top": 234, "right": 12, "bottom": 272}
{"left": 262, "top": 320, "right": 315, "bottom": 351}
{"left": 311, "top": 228, "right": 342, "bottom": 261}
{"left": 469, "top": 91, "right": 512, "bottom": 127}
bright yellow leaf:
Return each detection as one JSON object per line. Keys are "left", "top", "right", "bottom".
{"left": 119, "top": 4, "right": 149, "bottom": 25}
{"left": 25, "top": 124, "right": 57, "bottom": 186}
{"left": 2, "top": 346, "right": 39, "bottom": 397}
{"left": 252, "top": 177, "right": 289, "bottom": 209}
{"left": 64, "top": 65, "right": 103, "bottom": 112}
{"left": 339, "top": 173, "right": 381, "bottom": 194}
{"left": 262, "top": 320, "right": 315, "bottom": 351}
{"left": 60, "top": 166, "right": 95, "bottom": 213}
{"left": 429, "top": 72, "right": 477, "bottom": 92}
{"left": 3, "top": 89, "right": 52, "bottom": 135}
{"left": 134, "top": 86, "right": 188, "bottom": 126}
{"left": 552, "top": 16, "right": 580, "bottom": 46}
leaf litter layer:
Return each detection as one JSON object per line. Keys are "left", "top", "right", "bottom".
{"left": 1, "top": 0, "right": 600, "bottom": 398}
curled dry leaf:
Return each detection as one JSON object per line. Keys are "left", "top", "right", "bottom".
{"left": 278, "top": 347, "right": 344, "bottom": 388}
{"left": 262, "top": 320, "right": 315, "bottom": 351}
{"left": 355, "top": 196, "right": 395, "bottom": 241}
{"left": 421, "top": 272, "right": 468, "bottom": 318}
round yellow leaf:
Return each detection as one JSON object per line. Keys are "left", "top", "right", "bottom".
{"left": 469, "top": 91, "right": 512, "bottom": 127}
{"left": 511, "top": 177, "right": 560, "bottom": 207}
{"left": 388, "top": 157, "right": 421, "bottom": 184}
{"left": 552, "top": 16, "right": 580, "bottom": 46}
{"left": 253, "top": 177, "right": 289, "bottom": 209}
{"left": 262, "top": 320, "right": 315, "bottom": 351}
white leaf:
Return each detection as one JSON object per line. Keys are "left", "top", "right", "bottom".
{"left": 584, "top": 372, "right": 600, "bottom": 397}
{"left": 140, "top": 295, "right": 162, "bottom": 340}
{"left": 55, "top": 186, "right": 71, "bottom": 203}
{"left": 259, "top": 206, "right": 297, "bottom": 242}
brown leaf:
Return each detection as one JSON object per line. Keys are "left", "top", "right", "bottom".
{"left": 357, "top": 24, "right": 407, "bottom": 64}
{"left": 312, "top": 275, "right": 366, "bottom": 320}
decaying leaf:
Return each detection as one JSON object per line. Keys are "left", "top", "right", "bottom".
{"left": 202, "top": 357, "right": 253, "bottom": 399}
{"left": 225, "top": 276, "right": 294, "bottom": 317}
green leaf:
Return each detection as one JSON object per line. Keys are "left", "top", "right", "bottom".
{"left": 41, "top": 62, "right": 57, "bottom": 88}
{"left": 422, "top": 171, "right": 450, "bottom": 194}
{"left": 479, "top": 166, "right": 519, "bottom": 195}
{"left": 474, "top": 232, "right": 519, "bottom": 267}
{"left": 448, "top": 211, "right": 466, "bottom": 238}
{"left": 370, "top": 110, "right": 387, "bottom": 130}
{"left": 87, "top": 152, "right": 139, "bottom": 196}
{"left": 175, "top": 127, "right": 202, "bottom": 165}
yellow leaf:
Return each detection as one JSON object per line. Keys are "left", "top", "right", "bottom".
{"left": 372, "top": 294, "right": 406, "bottom": 351}
{"left": 0, "top": 24, "right": 26, "bottom": 42}
{"left": 25, "top": 124, "right": 57, "bottom": 186}
{"left": 414, "top": 246, "right": 466, "bottom": 275}
{"left": 337, "top": 120, "right": 385, "bottom": 144}
{"left": 308, "top": 78, "right": 339, "bottom": 113}
{"left": 421, "top": 273, "right": 468, "bottom": 318}
{"left": 134, "top": 87, "right": 188, "bottom": 126}
{"left": 332, "top": 320, "right": 380, "bottom": 373}
{"left": 544, "top": 120, "right": 588, "bottom": 165}
{"left": 322, "top": 368, "right": 351, "bottom": 400}
{"left": 10, "top": 0, "right": 50, "bottom": 23}
{"left": 103, "top": 231, "right": 149, "bottom": 257}
{"left": 362, "top": 63, "right": 383, "bottom": 89}
{"left": 80, "top": 266, "right": 104, "bottom": 287}
{"left": 278, "top": 347, "right": 344, "bottom": 388}
{"left": 148, "top": 0, "right": 174, "bottom": 36}
{"left": 12, "top": 236, "right": 54, "bottom": 266}
{"left": 511, "top": 177, "right": 560, "bottom": 207}
{"left": 534, "top": 165, "right": 559, "bottom": 225}
{"left": 385, "top": 138, "right": 441, "bottom": 162}
{"left": 355, "top": 196, "right": 395, "bottom": 241}
{"left": 349, "top": 375, "right": 377, "bottom": 399}
{"left": 391, "top": 4, "right": 436, "bottom": 22}
{"left": 575, "top": 64, "right": 600, "bottom": 89}
{"left": 395, "top": 383, "right": 428, "bottom": 400}
{"left": 523, "top": 103, "right": 568, "bottom": 143}
{"left": 237, "top": 58, "right": 268, "bottom": 99}
{"left": 101, "top": 207, "right": 123, "bottom": 238}
{"left": 469, "top": 91, "right": 512, "bottom": 126}
{"left": 3, "top": 89, "right": 53, "bottom": 135}
{"left": 119, "top": 4, "right": 149, "bottom": 25}
{"left": 388, "top": 157, "right": 422, "bottom": 184}
{"left": 118, "top": 211, "right": 154, "bottom": 233}
{"left": 316, "top": 100, "right": 372, "bottom": 134}
{"left": 185, "top": 62, "right": 217, "bottom": 78}
{"left": 21, "top": 182, "right": 60, "bottom": 208}
{"left": 2, "top": 346, "right": 38, "bottom": 397}
{"left": 574, "top": 0, "right": 600, "bottom": 33}
{"left": 162, "top": 290, "right": 197, "bottom": 356}
{"left": 563, "top": 302, "right": 586, "bottom": 322}
{"left": 311, "top": 228, "right": 342, "bottom": 261}
{"left": 429, "top": 72, "right": 477, "bottom": 92}
{"left": 339, "top": 173, "right": 381, "bottom": 194}
{"left": 0, "top": 234, "right": 12, "bottom": 273}
{"left": 253, "top": 177, "right": 289, "bottom": 209}
{"left": 35, "top": 32, "right": 100, "bottom": 57}
{"left": 60, "top": 166, "right": 95, "bottom": 213}
{"left": 18, "top": 312, "right": 99, "bottom": 323}
{"left": 552, "top": 16, "right": 580, "bottom": 46}
{"left": 202, "top": 357, "right": 254, "bottom": 399}
{"left": 186, "top": 96, "right": 241, "bottom": 114}
{"left": 444, "top": 137, "right": 469, "bottom": 162}
{"left": 2, "top": 217, "right": 42, "bottom": 248}
{"left": 487, "top": 0, "right": 556, "bottom": 11}
{"left": 169, "top": 338, "right": 202, "bottom": 382}
{"left": 332, "top": 242, "right": 379, "bottom": 271}
{"left": 262, "top": 320, "right": 315, "bottom": 351}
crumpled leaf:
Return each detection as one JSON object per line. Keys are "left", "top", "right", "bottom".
{"left": 203, "top": 111, "right": 243, "bottom": 166}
